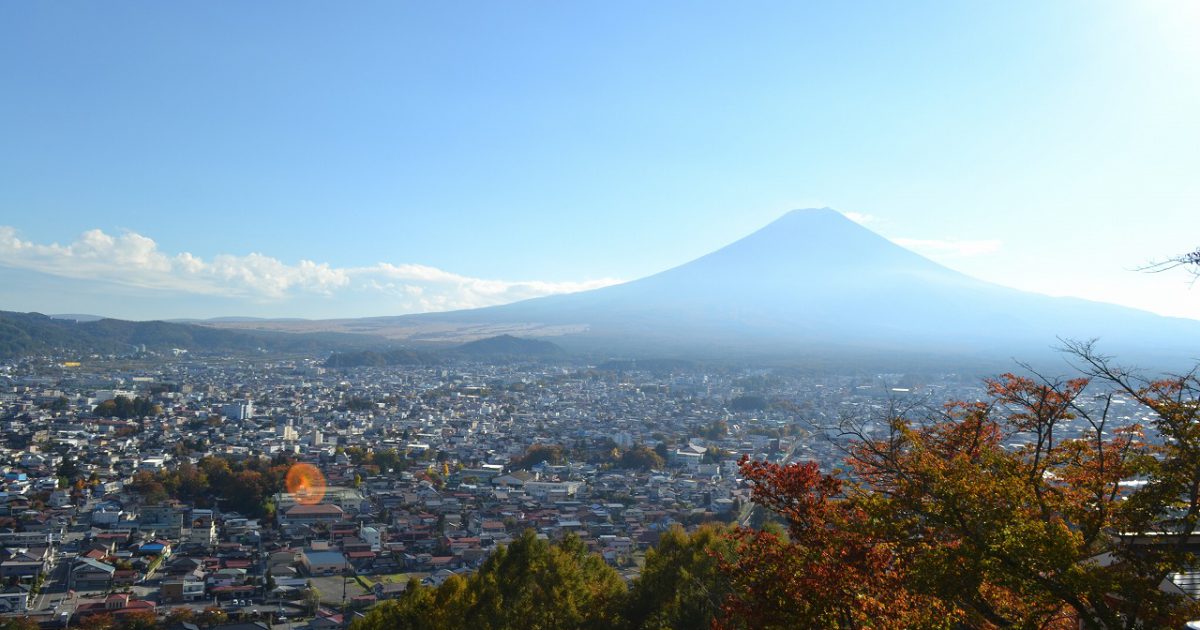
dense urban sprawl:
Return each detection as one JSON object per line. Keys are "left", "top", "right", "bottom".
{"left": 0, "top": 352, "right": 1160, "bottom": 628}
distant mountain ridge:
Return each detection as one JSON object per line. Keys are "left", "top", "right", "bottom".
{"left": 321, "top": 334, "right": 563, "bottom": 367}
{"left": 0, "top": 311, "right": 392, "bottom": 360}
{"left": 48, "top": 313, "right": 107, "bottom": 322}
{"left": 451, "top": 334, "right": 564, "bottom": 358}
{"left": 323, "top": 348, "right": 436, "bottom": 368}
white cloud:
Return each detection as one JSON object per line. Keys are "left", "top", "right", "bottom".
{"left": 0, "top": 226, "right": 621, "bottom": 312}
{"left": 892, "top": 237, "right": 1002, "bottom": 258}
{"left": 348, "top": 263, "right": 620, "bottom": 313}
{"left": 840, "top": 211, "right": 876, "bottom": 225}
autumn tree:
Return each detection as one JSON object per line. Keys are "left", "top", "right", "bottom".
{"left": 225, "top": 470, "right": 267, "bottom": 514}
{"left": 0, "top": 617, "right": 41, "bottom": 630}
{"left": 128, "top": 471, "right": 168, "bottom": 505}
{"left": 126, "top": 453, "right": 293, "bottom": 518}
{"left": 162, "top": 607, "right": 196, "bottom": 626}
{"left": 512, "top": 444, "right": 565, "bottom": 470}
{"left": 199, "top": 456, "right": 233, "bottom": 484}
{"left": 720, "top": 457, "right": 952, "bottom": 628}
{"left": 617, "top": 445, "right": 665, "bottom": 471}
{"left": 197, "top": 606, "right": 229, "bottom": 628}
{"left": 117, "top": 610, "right": 159, "bottom": 630}
{"left": 77, "top": 613, "right": 115, "bottom": 630}
{"left": 170, "top": 460, "right": 210, "bottom": 503}
{"left": 92, "top": 395, "right": 160, "bottom": 418}
{"left": 722, "top": 343, "right": 1200, "bottom": 629}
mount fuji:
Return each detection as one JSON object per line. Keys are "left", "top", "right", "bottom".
{"left": 218, "top": 209, "right": 1200, "bottom": 367}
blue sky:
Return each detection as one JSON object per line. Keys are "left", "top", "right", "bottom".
{"left": 1, "top": 1, "right": 1198, "bottom": 320}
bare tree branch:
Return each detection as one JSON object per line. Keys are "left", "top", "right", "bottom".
{"left": 1136, "top": 248, "right": 1200, "bottom": 278}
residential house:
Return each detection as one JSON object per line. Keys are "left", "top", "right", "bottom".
{"left": 0, "top": 584, "right": 31, "bottom": 613}
{"left": 70, "top": 558, "right": 116, "bottom": 590}
{"left": 161, "top": 579, "right": 207, "bottom": 603}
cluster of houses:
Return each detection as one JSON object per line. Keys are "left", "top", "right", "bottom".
{"left": 0, "top": 353, "right": 988, "bottom": 624}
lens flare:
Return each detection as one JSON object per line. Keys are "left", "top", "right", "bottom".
{"left": 285, "top": 463, "right": 327, "bottom": 505}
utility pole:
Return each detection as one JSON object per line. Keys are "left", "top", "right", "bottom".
{"left": 340, "top": 567, "right": 348, "bottom": 630}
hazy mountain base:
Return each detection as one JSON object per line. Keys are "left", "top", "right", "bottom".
{"left": 196, "top": 209, "right": 1200, "bottom": 371}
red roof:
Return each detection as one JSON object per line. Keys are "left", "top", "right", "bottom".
{"left": 211, "top": 585, "right": 255, "bottom": 593}
{"left": 75, "top": 598, "right": 154, "bottom": 615}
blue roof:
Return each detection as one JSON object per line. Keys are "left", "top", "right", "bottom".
{"left": 303, "top": 550, "right": 348, "bottom": 565}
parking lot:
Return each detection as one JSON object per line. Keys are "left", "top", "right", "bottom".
{"left": 306, "top": 575, "right": 370, "bottom": 606}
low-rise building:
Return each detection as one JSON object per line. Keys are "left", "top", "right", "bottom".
{"left": 70, "top": 558, "right": 116, "bottom": 591}
{"left": 301, "top": 549, "right": 349, "bottom": 576}
{"left": 0, "top": 584, "right": 31, "bottom": 613}
{"left": 279, "top": 504, "right": 345, "bottom": 526}
{"left": 161, "top": 579, "right": 207, "bottom": 603}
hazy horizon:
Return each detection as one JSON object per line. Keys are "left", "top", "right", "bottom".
{"left": 2, "top": 2, "right": 1198, "bottom": 322}
{"left": 1, "top": 206, "right": 1199, "bottom": 323}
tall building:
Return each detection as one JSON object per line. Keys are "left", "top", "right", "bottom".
{"left": 222, "top": 401, "right": 254, "bottom": 421}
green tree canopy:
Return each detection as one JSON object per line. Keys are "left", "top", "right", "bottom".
{"left": 622, "top": 523, "right": 734, "bottom": 629}
{"left": 512, "top": 444, "right": 565, "bottom": 470}
{"left": 352, "top": 530, "right": 625, "bottom": 630}
{"left": 616, "top": 445, "right": 665, "bottom": 471}
{"left": 92, "top": 395, "right": 161, "bottom": 418}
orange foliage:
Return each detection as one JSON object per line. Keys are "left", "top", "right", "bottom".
{"left": 719, "top": 358, "right": 1200, "bottom": 629}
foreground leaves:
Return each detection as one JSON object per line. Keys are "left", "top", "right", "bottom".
{"left": 725, "top": 347, "right": 1200, "bottom": 629}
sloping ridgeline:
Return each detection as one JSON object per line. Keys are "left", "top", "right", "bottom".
{"left": 0, "top": 311, "right": 390, "bottom": 359}
{"left": 323, "top": 348, "right": 437, "bottom": 368}
{"left": 450, "top": 334, "right": 565, "bottom": 359}
{"left": 322, "top": 335, "right": 562, "bottom": 367}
